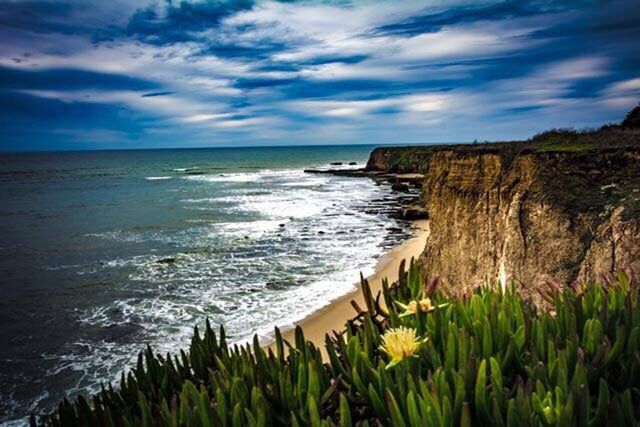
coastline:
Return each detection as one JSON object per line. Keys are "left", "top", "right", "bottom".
{"left": 267, "top": 219, "right": 429, "bottom": 357}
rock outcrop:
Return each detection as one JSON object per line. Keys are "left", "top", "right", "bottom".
{"left": 396, "top": 204, "right": 428, "bottom": 220}
{"left": 366, "top": 126, "right": 640, "bottom": 294}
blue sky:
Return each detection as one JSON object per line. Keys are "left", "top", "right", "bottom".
{"left": 1, "top": 0, "right": 639, "bottom": 151}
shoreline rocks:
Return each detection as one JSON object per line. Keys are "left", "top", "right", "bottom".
{"left": 396, "top": 205, "right": 428, "bottom": 220}
{"left": 303, "top": 167, "right": 425, "bottom": 227}
{"left": 391, "top": 182, "right": 410, "bottom": 192}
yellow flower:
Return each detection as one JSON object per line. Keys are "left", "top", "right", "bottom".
{"left": 398, "top": 298, "right": 435, "bottom": 317}
{"left": 379, "top": 326, "right": 424, "bottom": 368}
{"left": 418, "top": 298, "right": 433, "bottom": 312}
{"left": 406, "top": 301, "right": 418, "bottom": 313}
{"left": 397, "top": 298, "right": 449, "bottom": 317}
{"left": 396, "top": 301, "right": 416, "bottom": 317}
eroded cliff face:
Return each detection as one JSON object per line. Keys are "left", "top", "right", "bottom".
{"left": 367, "top": 139, "right": 640, "bottom": 294}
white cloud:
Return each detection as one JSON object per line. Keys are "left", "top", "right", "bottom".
{"left": 20, "top": 89, "right": 228, "bottom": 119}
{"left": 391, "top": 26, "right": 529, "bottom": 62}
{"left": 180, "top": 113, "right": 234, "bottom": 123}
{"left": 543, "top": 56, "right": 609, "bottom": 80}
{"left": 402, "top": 94, "right": 449, "bottom": 112}
{"left": 600, "top": 77, "right": 640, "bottom": 109}
{"left": 288, "top": 92, "right": 456, "bottom": 120}
{"left": 212, "top": 117, "right": 268, "bottom": 128}
{"left": 481, "top": 56, "right": 611, "bottom": 112}
{"left": 604, "top": 77, "right": 640, "bottom": 95}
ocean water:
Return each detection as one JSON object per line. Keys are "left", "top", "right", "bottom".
{"left": 0, "top": 145, "right": 415, "bottom": 424}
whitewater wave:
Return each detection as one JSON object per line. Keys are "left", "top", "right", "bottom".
{"left": 2, "top": 162, "right": 411, "bottom": 425}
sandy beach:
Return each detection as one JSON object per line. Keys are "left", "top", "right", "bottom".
{"left": 268, "top": 219, "right": 429, "bottom": 357}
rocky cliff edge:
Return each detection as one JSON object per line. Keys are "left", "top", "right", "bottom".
{"left": 366, "top": 123, "right": 640, "bottom": 295}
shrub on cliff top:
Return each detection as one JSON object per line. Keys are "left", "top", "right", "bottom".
{"left": 39, "top": 263, "right": 640, "bottom": 426}
{"left": 622, "top": 103, "right": 640, "bottom": 129}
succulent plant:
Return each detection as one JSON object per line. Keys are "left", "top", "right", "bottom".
{"left": 37, "top": 262, "right": 640, "bottom": 426}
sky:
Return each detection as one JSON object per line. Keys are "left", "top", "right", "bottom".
{"left": 1, "top": 0, "right": 639, "bottom": 151}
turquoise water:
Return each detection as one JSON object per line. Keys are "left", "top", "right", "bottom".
{"left": 0, "top": 145, "right": 413, "bottom": 423}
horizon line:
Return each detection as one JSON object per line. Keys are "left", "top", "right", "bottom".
{"left": 0, "top": 140, "right": 474, "bottom": 155}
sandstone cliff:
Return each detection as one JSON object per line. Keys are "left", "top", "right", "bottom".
{"left": 367, "top": 127, "right": 640, "bottom": 294}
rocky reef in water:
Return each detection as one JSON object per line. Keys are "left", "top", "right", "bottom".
{"left": 366, "top": 105, "right": 640, "bottom": 295}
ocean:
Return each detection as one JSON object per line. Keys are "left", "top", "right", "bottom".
{"left": 0, "top": 145, "right": 414, "bottom": 424}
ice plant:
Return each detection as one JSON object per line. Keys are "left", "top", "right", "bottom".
{"left": 379, "top": 326, "right": 424, "bottom": 368}
{"left": 39, "top": 263, "right": 640, "bottom": 426}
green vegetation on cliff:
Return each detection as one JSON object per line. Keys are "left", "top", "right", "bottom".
{"left": 366, "top": 105, "right": 640, "bottom": 173}
{"left": 41, "top": 263, "right": 640, "bottom": 426}
{"left": 367, "top": 124, "right": 640, "bottom": 172}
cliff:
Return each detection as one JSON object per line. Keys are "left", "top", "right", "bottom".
{"left": 367, "top": 126, "right": 640, "bottom": 294}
